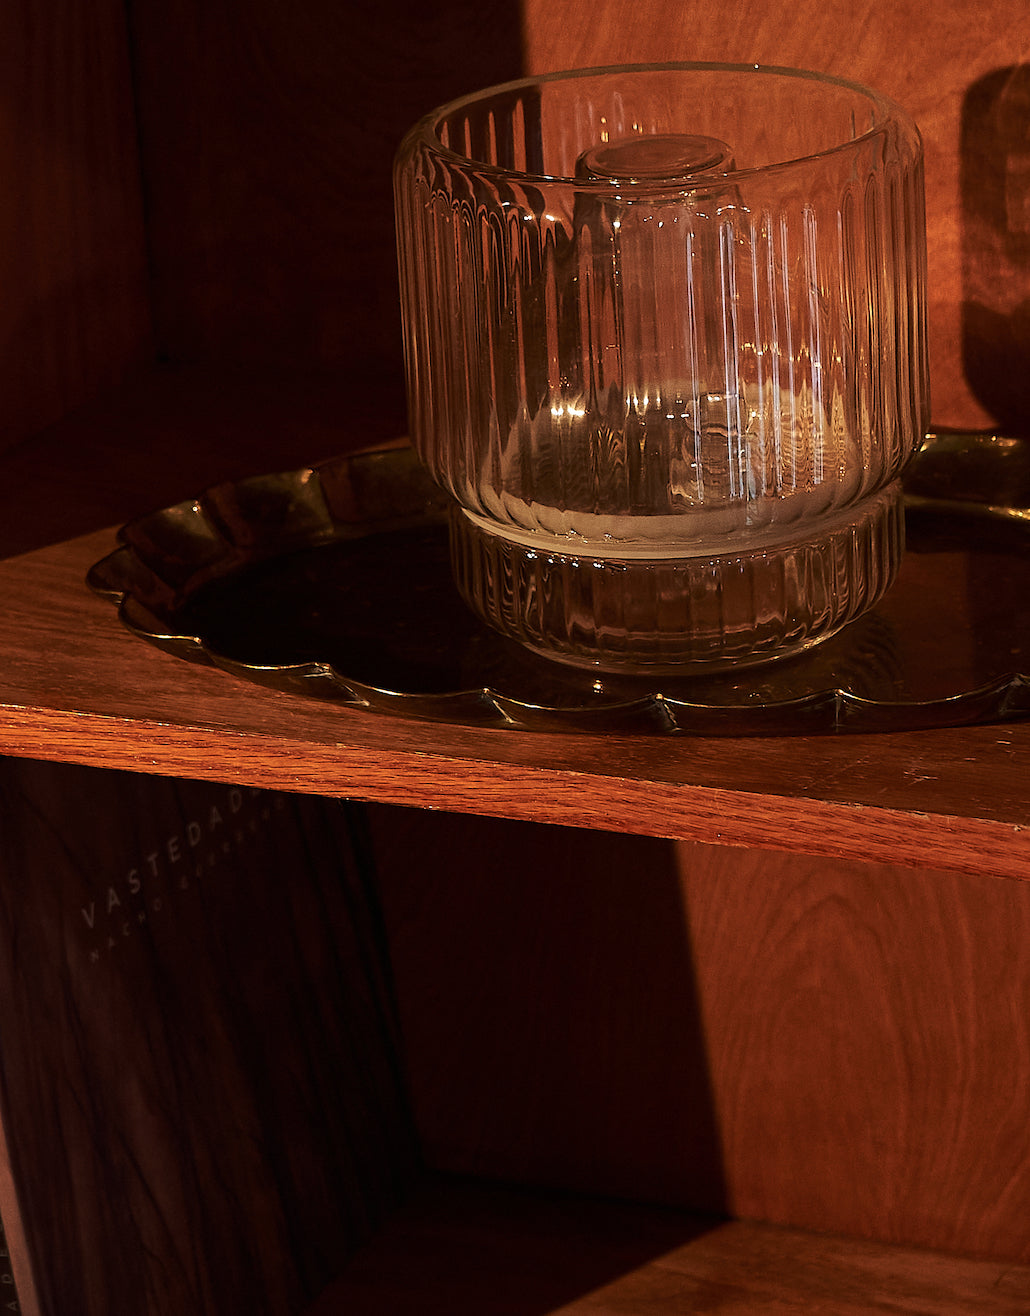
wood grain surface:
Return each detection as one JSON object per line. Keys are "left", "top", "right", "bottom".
{"left": 0, "top": 0, "right": 150, "bottom": 452}
{"left": 0, "top": 759, "right": 415, "bottom": 1315}
{"left": 0, "top": 372, "right": 1027, "bottom": 882}
{"left": 8, "top": 393, "right": 1030, "bottom": 877}
{"left": 523, "top": 0, "right": 1030, "bottom": 435}
{"left": 369, "top": 807, "right": 1030, "bottom": 1261}
{"left": 2, "top": 513, "right": 1030, "bottom": 879}
{"left": 310, "top": 1176, "right": 1030, "bottom": 1314}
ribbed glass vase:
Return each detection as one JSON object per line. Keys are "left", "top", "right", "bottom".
{"left": 394, "top": 63, "right": 930, "bottom": 672}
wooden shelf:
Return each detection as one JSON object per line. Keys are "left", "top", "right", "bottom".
{"left": 7, "top": 6, "right": 1030, "bottom": 1312}
{"left": 2, "top": 368, "right": 1029, "bottom": 881}
{"left": 307, "top": 1175, "right": 1030, "bottom": 1315}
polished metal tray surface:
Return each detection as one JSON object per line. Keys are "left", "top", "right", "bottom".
{"left": 87, "top": 434, "right": 1030, "bottom": 735}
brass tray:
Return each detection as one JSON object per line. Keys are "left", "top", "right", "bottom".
{"left": 87, "top": 434, "right": 1030, "bottom": 735}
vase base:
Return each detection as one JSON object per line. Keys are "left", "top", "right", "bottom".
{"left": 449, "top": 485, "right": 904, "bottom": 675}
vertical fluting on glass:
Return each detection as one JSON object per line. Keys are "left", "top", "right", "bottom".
{"left": 395, "top": 65, "right": 929, "bottom": 671}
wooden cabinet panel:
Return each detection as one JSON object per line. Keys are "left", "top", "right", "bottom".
{"left": 125, "top": 0, "right": 524, "bottom": 440}
{"left": 0, "top": 762, "right": 416, "bottom": 1315}
{"left": 369, "top": 805, "right": 1030, "bottom": 1260}
{"left": 688, "top": 848, "right": 1030, "bottom": 1258}
{"left": 0, "top": 0, "right": 150, "bottom": 452}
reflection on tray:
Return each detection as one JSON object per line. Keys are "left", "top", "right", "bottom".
{"left": 87, "top": 436, "right": 1030, "bottom": 736}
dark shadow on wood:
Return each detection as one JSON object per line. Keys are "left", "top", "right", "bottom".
{"left": 0, "top": 1, "right": 528, "bottom": 558}
{"left": 125, "top": 0, "right": 527, "bottom": 439}
{"left": 0, "top": 364, "right": 386, "bottom": 559}
{"left": 357, "top": 807, "right": 730, "bottom": 1312}
{"left": 960, "top": 65, "right": 1030, "bottom": 437}
{"left": 309, "top": 1174, "right": 722, "bottom": 1315}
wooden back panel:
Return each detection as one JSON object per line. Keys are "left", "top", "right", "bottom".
{"left": 3, "top": 1, "right": 1025, "bottom": 454}
{"left": 123, "top": 0, "right": 1030, "bottom": 436}
{"left": 369, "top": 805, "right": 1030, "bottom": 1263}
{"left": 0, "top": 1, "right": 150, "bottom": 453}
{"left": 522, "top": 0, "right": 1030, "bottom": 432}
{"left": 126, "top": 0, "right": 526, "bottom": 445}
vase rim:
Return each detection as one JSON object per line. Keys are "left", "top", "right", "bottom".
{"left": 398, "top": 61, "right": 921, "bottom": 190}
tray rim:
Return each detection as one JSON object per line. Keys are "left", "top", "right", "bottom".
{"left": 85, "top": 436, "right": 1030, "bottom": 737}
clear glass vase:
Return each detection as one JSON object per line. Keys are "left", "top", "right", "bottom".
{"left": 394, "top": 63, "right": 930, "bottom": 672}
